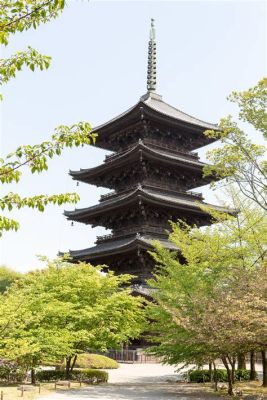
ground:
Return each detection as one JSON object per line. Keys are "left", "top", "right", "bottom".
{"left": 37, "top": 383, "right": 223, "bottom": 400}
{"left": 37, "top": 363, "right": 266, "bottom": 400}
{"left": 37, "top": 364, "right": 221, "bottom": 400}
{"left": 0, "top": 363, "right": 266, "bottom": 400}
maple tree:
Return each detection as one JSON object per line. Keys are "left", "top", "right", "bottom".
{"left": 147, "top": 193, "right": 267, "bottom": 395}
{"left": 0, "top": 1, "right": 95, "bottom": 236}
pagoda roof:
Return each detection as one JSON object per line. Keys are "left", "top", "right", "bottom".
{"left": 93, "top": 92, "right": 218, "bottom": 151}
{"left": 68, "top": 233, "right": 177, "bottom": 261}
{"left": 64, "top": 186, "right": 231, "bottom": 223}
{"left": 70, "top": 140, "right": 208, "bottom": 184}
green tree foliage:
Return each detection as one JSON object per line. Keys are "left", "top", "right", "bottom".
{"left": 0, "top": 266, "right": 21, "bottom": 294}
{"left": 0, "top": 0, "right": 66, "bottom": 93}
{"left": 0, "top": 121, "right": 96, "bottom": 236}
{"left": 0, "top": 1, "right": 96, "bottom": 236}
{"left": 0, "top": 258, "right": 145, "bottom": 380}
{"left": 147, "top": 194, "right": 267, "bottom": 395}
{"left": 204, "top": 78, "right": 267, "bottom": 210}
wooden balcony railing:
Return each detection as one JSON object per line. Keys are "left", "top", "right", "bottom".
{"left": 105, "top": 139, "right": 200, "bottom": 163}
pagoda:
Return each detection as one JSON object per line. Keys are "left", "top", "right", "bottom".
{"left": 64, "top": 20, "right": 226, "bottom": 286}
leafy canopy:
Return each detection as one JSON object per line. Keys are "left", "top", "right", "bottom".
{"left": 0, "top": 257, "right": 146, "bottom": 368}
{"left": 0, "top": 1, "right": 96, "bottom": 236}
{"left": 204, "top": 78, "right": 267, "bottom": 210}
{"left": 147, "top": 194, "right": 267, "bottom": 367}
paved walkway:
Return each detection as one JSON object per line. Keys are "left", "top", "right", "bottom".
{"left": 38, "top": 383, "right": 221, "bottom": 400}
{"left": 37, "top": 364, "right": 221, "bottom": 400}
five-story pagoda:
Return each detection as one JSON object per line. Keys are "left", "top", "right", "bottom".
{"left": 64, "top": 20, "right": 225, "bottom": 285}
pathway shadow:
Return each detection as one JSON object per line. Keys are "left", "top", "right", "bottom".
{"left": 59, "top": 384, "right": 221, "bottom": 400}
{"left": 111, "top": 374, "right": 181, "bottom": 384}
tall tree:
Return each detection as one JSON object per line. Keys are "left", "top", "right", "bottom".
{"left": 147, "top": 194, "right": 267, "bottom": 395}
{"left": 0, "top": 1, "right": 96, "bottom": 236}
{"left": 0, "top": 258, "right": 146, "bottom": 381}
{"left": 0, "top": 266, "right": 21, "bottom": 294}
{"left": 204, "top": 78, "right": 267, "bottom": 210}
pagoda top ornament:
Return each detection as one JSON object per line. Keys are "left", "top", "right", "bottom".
{"left": 147, "top": 18, "right": 157, "bottom": 93}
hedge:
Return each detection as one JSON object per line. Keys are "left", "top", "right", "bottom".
{"left": 74, "top": 354, "right": 119, "bottom": 369}
{"left": 36, "top": 370, "right": 65, "bottom": 382}
{"left": 36, "top": 369, "right": 108, "bottom": 383}
{"left": 188, "top": 369, "right": 256, "bottom": 383}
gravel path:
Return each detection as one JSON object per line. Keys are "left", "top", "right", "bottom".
{"left": 106, "top": 363, "right": 183, "bottom": 384}
{"left": 37, "top": 364, "right": 221, "bottom": 400}
{"left": 38, "top": 383, "right": 221, "bottom": 400}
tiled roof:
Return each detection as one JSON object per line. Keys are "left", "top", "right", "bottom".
{"left": 69, "top": 140, "right": 205, "bottom": 179}
{"left": 65, "top": 186, "right": 231, "bottom": 220}
{"left": 141, "top": 92, "right": 217, "bottom": 130}
{"left": 93, "top": 92, "right": 218, "bottom": 133}
{"left": 68, "top": 233, "right": 177, "bottom": 260}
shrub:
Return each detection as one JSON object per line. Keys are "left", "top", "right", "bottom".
{"left": 0, "top": 360, "right": 25, "bottom": 382}
{"left": 188, "top": 369, "right": 212, "bottom": 383}
{"left": 36, "top": 370, "right": 65, "bottom": 382}
{"left": 235, "top": 369, "right": 256, "bottom": 381}
{"left": 36, "top": 368, "right": 108, "bottom": 383}
{"left": 74, "top": 354, "right": 119, "bottom": 369}
{"left": 71, "top": 369, "right": 108, "bottom": 383}
{"left": 188, "top": 368, "right": 256, "bottom": 383}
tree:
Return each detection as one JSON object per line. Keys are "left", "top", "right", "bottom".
{"left": 0, "top": 1, "right": 96, "bottom": 236}
{"left": 1, "top": 0, "right": 66, "bottom": 85}
{"left": 0, "top": 266, "right": 22, "bottom": 294}
{"left": 147, "top": 194, "right": 267, "bottom": 395}
{"left": 0, "top": 257, "right": 146, "bottom": 381}
{"left": 0, "top": 122, "right": 96, "bottom": 236}
{"left": 204, "top": 78, "right": 267, "bottom": 210}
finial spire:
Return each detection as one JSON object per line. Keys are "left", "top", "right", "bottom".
{"left": 147, "top": 18, "right": 156, "bottom": 92}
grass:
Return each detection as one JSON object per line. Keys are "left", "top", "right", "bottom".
{"left": 202, "top": 380, "right": 267, "bottom": 398}
{"left": 0, "top": 380, "right": 266, "bottom": 399}
{"left": 0, "top": 381, "right": 89, "bottom": 400}
{"left": 234, "top": 380, "right": 267, "bottom": 396}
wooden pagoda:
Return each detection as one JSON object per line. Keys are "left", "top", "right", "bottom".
{"left": 64, "top": 19, "right": 227, "bottom": 286}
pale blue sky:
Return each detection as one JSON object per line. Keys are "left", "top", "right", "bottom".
{"left": 1, "top": 0, "right": 266, "bottom": 272}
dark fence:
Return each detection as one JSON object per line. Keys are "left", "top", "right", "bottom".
{"left": 106, "top": 349, "right": 163, "bottom": 363}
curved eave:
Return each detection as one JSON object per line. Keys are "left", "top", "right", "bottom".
{"left": 93, "top": 94, "right": 218, "bottom": 151}
{"left": 67, "top": 234, "right": 177, "bottom": 261}
{"left": 142, "top": 103, "right": 217, "bottom": 134}
{"left": 69, "top": 141, "right": 207, "bottom": 183}
{"left": 64, "top": 188, "right": 232, "bottom": 223}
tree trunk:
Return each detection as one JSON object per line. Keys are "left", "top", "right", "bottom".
{"left": 31, "top": 368, "right": 36, "bottom": 385}
{"left": 213, "top": 361, "right": 218, "bottom": 391}
{"left": 70, "top": 354, "right": 77, "bottom": 373}
{"left": 222, "top": 356, "right": 234, "bottom": 396}
{"left": 250, "top": 351, "right": 257, "bottom": 381}
{"left": 262, "top": 350, "right": 267, "bottom": 387}
{"left": 237, "top": 353, "right": 246, "bottom": 370}
{"left": 65, "top": 357, "right": 71, "bottom": 379}
{"left": 227, "top": 355, "right": 236, "bottom": 384}
{"left": 208, "top": 362, "right": 213, "bottom": 382}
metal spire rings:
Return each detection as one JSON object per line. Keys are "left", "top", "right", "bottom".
{"left": 147, "top": 18, "right": 156, "bottom": 93}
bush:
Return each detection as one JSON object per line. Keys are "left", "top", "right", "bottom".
{"left": 71, "top": 369, "right": 108, "bottom": 383}
{"left": 188, "top": 368, "right": 255, "bottom": 383}
{"left": 36, "top": 368, "right": 108, "bottom": 383}
{"left": 235, "top": 369, "right": 256, "bottom": 381}
{"left": 188, "top": 369, "right": 213, "bottom": 383}
{"left": 74, "top": 354, "right": 119, "bottom": 369}
{"left": 0, "top": 360, "right": 25, "bottom": 382}
{"left": 36, "top": 370, "right": 65, "bottom": 382}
